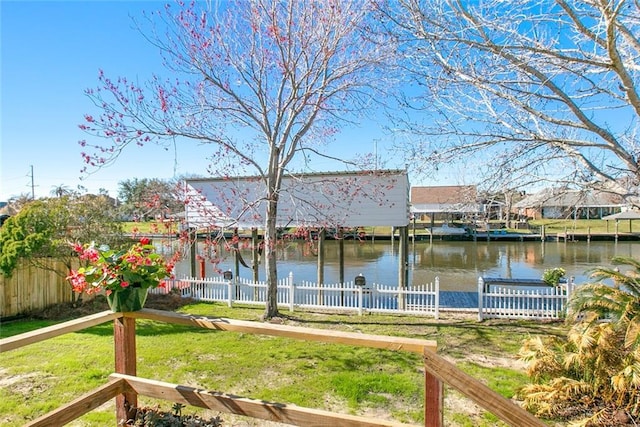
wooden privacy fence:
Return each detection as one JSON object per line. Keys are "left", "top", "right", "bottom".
{"left": 0, "top": 308, "right": 545, "bottom": 427}
{"left": 0, "top": 258, "right": 77, "bottom": 319}
{"left": 156, "top": 274, "right": 440, "bottom": 318}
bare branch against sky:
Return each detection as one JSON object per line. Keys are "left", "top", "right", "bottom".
{"left": 79, "top": 0, "right": 396, "bottom": 318}
{"left": 385, "top": 0, "right": 640, "bottom": 202}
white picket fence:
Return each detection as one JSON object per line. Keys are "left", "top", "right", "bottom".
{"left": 156, "top": 273, "right": 440, "bottom": 318}
{"left": 153, "top": 274, "right": 575, "bottom": 321}
{"left": 477, "top": 277, "right": 574, "bottom": 321}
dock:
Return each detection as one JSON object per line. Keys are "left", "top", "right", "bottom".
{"left": 439, "top": 291, "right": 478, "bottom": 310}
{"left": 556, "top": 231, "right": 640, "bottom": 242}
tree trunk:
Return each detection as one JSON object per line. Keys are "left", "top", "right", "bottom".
{"left": 263, "top": 197, "right": 279, "bottom": 319}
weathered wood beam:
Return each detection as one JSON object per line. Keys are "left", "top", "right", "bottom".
{"left": 422, "top": 349, "right": 545, "bottom": 427}
{"left": 127, "top": 309, "right": 437, "bottom": 353}
{"left": 25, "top": 378, "right": 127, "bottom": 427}
{"left": 111, "top": 373, "right": 412, "bottom": 427}
{"left": 0, "top": 310, "right": 120, "bottom": 353}
{"left": 114, "top": 315, "right": 137, "bottom": 422}
{"left": 424, "top": 365, "right": 443, "bottom": 427}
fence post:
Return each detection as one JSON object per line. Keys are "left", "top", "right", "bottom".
{"left": 227, "top": 279, "right": 233, "bottom": 307}
{"left": 434, "top": 277, "right": 440, "bottom": 320}
{"left": 477, "top": 277, "right": 484, "bottom": 321}
{"left": 424, "top": 348, "right": 443, "bottom": 427}
{"left": 114, "top": 315, "right": 137, "bottom": 424}
{"left": 566, "top": 276, "right": 574, "bottom": 312}
{"left": 289, "top": 272, "right": 295, "bottom": 312}
{"left": 357, "top": 284, "right": 363, "bottom": 316}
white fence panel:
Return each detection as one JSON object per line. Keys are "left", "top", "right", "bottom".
{"left": 369, "top": 279, "right": 439, "bottom": 319}
{"left": 294, "top": 280, "right": 361, "bottom": 313}
{"left": 478, "top": 277, "right": 574, "bottom": 320}
{"left": 164, "top": 273, "right": 440, "bottom": 318}
{"left": 161, "top": 274, "right": 573, "bottom": 321}
{"left": 236, "top": 276, "right": 268, "bottom": 306}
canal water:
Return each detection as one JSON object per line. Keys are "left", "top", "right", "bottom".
{"left": 173, "top": 240, "right": 640, "bottom": 292}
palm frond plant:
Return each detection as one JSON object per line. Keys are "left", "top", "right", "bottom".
{"left": 519, "top": 257, "right": 640, "bottom": 425}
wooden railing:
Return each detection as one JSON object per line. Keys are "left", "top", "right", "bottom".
{"left": 0, "top": 308, "right": 545, "bottom": 427}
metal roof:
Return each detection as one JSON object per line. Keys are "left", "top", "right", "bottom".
{"left": 184, "top": 170, "right": 410, "bottom": 228}
{"left": 514, "top": 189, "right": 624, "bottom": 209}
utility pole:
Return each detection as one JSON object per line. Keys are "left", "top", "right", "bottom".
{"left": 29, "top": 165, "right": 35, "bottom": 199}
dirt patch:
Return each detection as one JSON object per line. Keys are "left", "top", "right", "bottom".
{"left": 451, "top": 353, "right": 527, "bottom": 371}
{"left": 28, "top": 292, "right": 196, "bottom": 321}
{"left": 0, "top": 368, "right": 54, "bottom": 397}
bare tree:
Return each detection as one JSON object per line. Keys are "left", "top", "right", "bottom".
{"left": 385, "top": 0, "right": 640, "bottom": 202}
{"left": 79, "top": 0, "right": 392, "bottom": 318}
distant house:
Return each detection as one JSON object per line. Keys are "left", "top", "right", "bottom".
{"left": 513, "top": 188, "right": 624, "bottom": 219}
{"left": 410, "top": 185, "right": 482, "bottom": 221}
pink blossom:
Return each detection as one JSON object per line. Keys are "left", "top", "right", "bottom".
{"left": 66, "top": 270, "right": 87, "bottom": 293}
{"left": 81, "top": 247, "right": 100, "bottom": 262}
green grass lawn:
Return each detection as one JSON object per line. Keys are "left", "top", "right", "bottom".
{"left": 0, "top": 301, "right": 567, "bottom": 426}
{"left": 120, "top": 218, "right": 638, "bottom": 239}
{"left": 530, "top": 218, "right": 640, "bottom": 233}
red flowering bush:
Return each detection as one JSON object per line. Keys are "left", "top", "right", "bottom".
{"left": 67, "top": 237, "right": 174, "bottom": 295}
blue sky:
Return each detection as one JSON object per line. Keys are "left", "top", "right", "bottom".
{"left": 1, "top": 1, "right": 464, "bottom": 201}
{"left": 2, "top": 0, "right": 214, "bottom": 200}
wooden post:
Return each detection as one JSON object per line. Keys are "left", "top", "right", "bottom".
{"left": 424, "top": 357, "right": 443, "bottom": 427}
{"left": 412, "top": 216, "right": 416, "bottom": 243}
{"left": 114, "top": 316, "right": 137, "bottom": 424}
{"left": 252, "top": 227, "right": 259, "bottom": 300}
{"left": 233, "top": 228, "right": 240, "bottom": 283}
{"left": 423, "top": 349, "right": 545, "bottom": 427}
{"left": 199, "top": 258, "right": 205, "bottom": 278}
{"left": 477, "top": 277, "right": 484, "bottom": 321}
{"left": 398, "top": 226, "right": 408, "bottom": 310}
{"left": 338, "top": 228, "right": 344, "bottom": 285}
{"left": 189, "top": 228, "right": 197, "bottom": 278}
{"left": 252, "top": 228, "right": 259, "bottom": 283}
{"left": 317, "top": 228, "right": 325, "bottom": 305}
{"left": 430, "top": 215, "right": 434, "bottom": 244}
{"left": 338, "top": 228, "right": 345, "bottom": 306}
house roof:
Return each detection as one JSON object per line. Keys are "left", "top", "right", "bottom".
{"left": 602, "top": 210, "right": 640, "bottom": 220}
{"left": 514, "top": 188, "right": 624, "bottom": 209}
{"left": 410, "top": 185, "right": 481, "bottom": 214}
{"left": 184, "top": 169, "right": 410, "bottom": 228}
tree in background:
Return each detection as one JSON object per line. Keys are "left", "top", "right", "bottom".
{"left": 118, "top": 177, "right": 182, "bottom": 221}
{"left": 0, "top": 195, "right": 126, "bottom": 302}
{"left": 386, "top": 0, "right": 640, "bottom": 202}
{"left": 50, "top": 184, "right": 72, "bottom": 198}
{"left": 78, "top": 0, "right": 393, "bottom": 319}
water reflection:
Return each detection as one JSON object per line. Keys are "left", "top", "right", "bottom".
{"left": 174, "top": 240, "right": 640, "bottom": 292}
